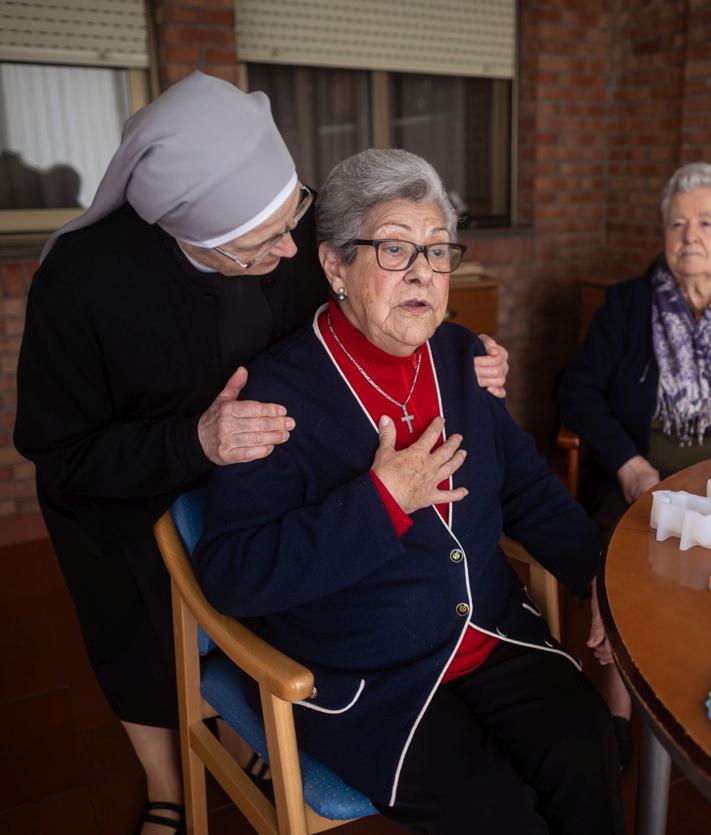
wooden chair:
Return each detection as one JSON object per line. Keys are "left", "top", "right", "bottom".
{"left": 556, "top": 425, "right": 581, "bottom": 500}
{"left": 153, "top": 489, "right": 378, "bottom": 835}
{"left": 498, "top": 427, "right": 583, "bottom": 643}
{"left": 500, "top": 536, "right": 562, "bottom": 641}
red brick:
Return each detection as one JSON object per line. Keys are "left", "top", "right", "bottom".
{"left": 200, "top": 9, "right": 233, "bottom": 26}
{"left": 161, "top": 24, "right": 234, "bottom": 47}
{"left": 203, "top": 48, "right": 237, "bottom": 65}
{"left": 200, "top": 65, "right": 239, "bottom": 83}
{"left": 2, "top": 264, "right": 26, "bottom": 297}
{"left": 161, "top": 5, "right": 200, "bottom": 24}
{"left": 0, "top": 298, "right": 25, "bottom": 318}
{"left": 164, "top": 64, "right": 196, "bottom": 84}
{"left": 163, "top": 45, "right": 201, "bottom": 63}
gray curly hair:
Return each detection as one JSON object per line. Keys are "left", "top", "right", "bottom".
{"left": 661, "top": 161, "right": 711, "bottom": 222}
{"left": 316, "top": 148, "right": 457, "bottom": 264}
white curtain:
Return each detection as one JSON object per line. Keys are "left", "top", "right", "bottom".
{"left": 0, "top": 63, "right": 130, "bottom": 209}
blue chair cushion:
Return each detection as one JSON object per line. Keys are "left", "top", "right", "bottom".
{"left": 201, "top": 652, "right": 378, "bottom": 820}
{"left": 170, "top": 487, "right": 216, "bottom": 655}
{"left": 171, "top": 488, "right": 377, "bottom": 820}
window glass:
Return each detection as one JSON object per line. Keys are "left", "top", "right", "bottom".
{"left": 247, "top": 63, "right": 371, "bottom": 190}
{"left": 247, "top": 63, "right": 512, "bottom": 227}
{"left": 389, "top": 73, "right": 511, "bottom": 226}
{"left": 0, "top": 63, "right": 131, "bottom": 210}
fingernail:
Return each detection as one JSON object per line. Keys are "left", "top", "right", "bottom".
{"left": 277, "top": 406, "right": 287, "bottom": 416}
{"left": 381, "top": 415, "right": 391, "bottom": 427}
{"left": 285, "top": 418, "right": 295, "bottom": 430}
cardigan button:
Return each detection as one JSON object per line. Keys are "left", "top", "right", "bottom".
{"left": 449, "top": 548, "right": 463, "bottom": 562}
{"left": 456, "top": 602, "right": 470, "bottom": 616}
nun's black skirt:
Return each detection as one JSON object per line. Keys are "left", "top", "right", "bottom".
{"left": 44, "top": 507, "right": 178, "bottom": 728}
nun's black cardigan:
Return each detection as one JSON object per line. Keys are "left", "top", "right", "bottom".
{"left": 14, "top": 203, "right": 327, "bottom": 726}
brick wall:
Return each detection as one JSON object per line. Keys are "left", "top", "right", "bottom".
{"left": 151, "top": 0, "right": 238, "bottom": 87}
{"left": 2, "top": 0, "right": 711, "bottom": 535}
{"left": 680, "top": 0, "right": 711, "bottom": 162}
{"left": 606, "top": 0, "right": 688, "bottom": 279}
{"left": 513, "top": 0, "right": 612, "bottom": 442}
{"left": 0, "top": 258, "right": 42, "bottom": 541}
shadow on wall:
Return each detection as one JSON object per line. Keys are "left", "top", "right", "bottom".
{"left": 0, "top": 151, "right": 81, "bottom": 210}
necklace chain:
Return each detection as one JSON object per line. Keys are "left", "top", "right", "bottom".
{"left": 326, "top": 313, "right": 422, "bottom": 432}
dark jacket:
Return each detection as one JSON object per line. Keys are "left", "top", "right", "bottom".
{"left": 13, "top": 203, "right": 327, "bottom": 726}
{"left": 15, "top": 203, "right": 327, "bottom": 545}
{"left": 194, "top": 312, "right": 602, "bottom": 804}
{"left": 558, "top": 260, "right": 660, "bottom": 504}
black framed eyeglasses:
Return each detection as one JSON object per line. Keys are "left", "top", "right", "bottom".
{"left": 213, "top": 184, "right": 313, "bottom": 269}
{"left": 351, "top": 239, "right": 467, "bottom": 273}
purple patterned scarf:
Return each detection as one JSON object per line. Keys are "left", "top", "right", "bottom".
{"left": 652, "top": 259, "right": 711, "bottom": 445}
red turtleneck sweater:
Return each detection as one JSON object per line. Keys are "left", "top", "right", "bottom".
{"left": 318, "top": 301, "right": 497, "bottom": 682}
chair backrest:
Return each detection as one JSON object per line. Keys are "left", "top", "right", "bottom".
{"left": 154, "top": 492, "right": 377, "bottom": 835}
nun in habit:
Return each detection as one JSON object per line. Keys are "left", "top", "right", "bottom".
{"left": 14, "top": 72, "right": 508, "bottom": 833}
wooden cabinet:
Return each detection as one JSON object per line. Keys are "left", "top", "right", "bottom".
{"left": 446, "top": 264, "right": 499, "bottom": 335}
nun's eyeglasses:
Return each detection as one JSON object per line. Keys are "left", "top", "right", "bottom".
{"left": 213, "top": 185, "right": 313, "bottom": 269}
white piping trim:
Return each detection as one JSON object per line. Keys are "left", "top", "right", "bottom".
{"left": 295, "top": 678, "right": 365, "bottom": 714}
{"left": 475, "top": 624, "right": 583, "bottom": 672}
{"left": 388, "top": 525, "right": 473, "bottom": 806}
{"left": 522, "top": 601, "right": 542, "bottom": 618}
{"left": 426, "top": 341, "right": 453, "bottom": 529}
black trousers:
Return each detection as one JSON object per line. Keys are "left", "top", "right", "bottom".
{"left": 376, "top": 641, "right": 624, "bottom": 835}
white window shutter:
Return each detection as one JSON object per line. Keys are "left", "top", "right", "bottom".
{"left": 235, "top": 0, "right": 515, "bottom": 79}
{"left": 0, "top": 0, "right": 149, "bottom": 68}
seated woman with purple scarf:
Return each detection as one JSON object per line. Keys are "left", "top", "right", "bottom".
{"left": 559, "top": 160, "right": 711, "bottom": 767}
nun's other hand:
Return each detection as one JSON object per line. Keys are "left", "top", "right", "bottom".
{"left": 198, "top": 367, "right": 294, "bottom": 465}
{"left": 475, "top": 335, "right": 509, "bottom": 398}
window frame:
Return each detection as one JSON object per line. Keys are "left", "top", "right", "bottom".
{"left": 242, "top": 63, "right": 517, "bottom": 228}
{"left": 0, "top": 66, "right": 150, "bottom": 244}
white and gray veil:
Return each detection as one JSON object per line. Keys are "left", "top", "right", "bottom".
{"left": 41, "top": 71, "right": 296, "bottom": 260}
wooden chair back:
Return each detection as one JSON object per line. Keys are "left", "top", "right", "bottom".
{"left": 154, "top": 506, "right": 373, "bottom": 835}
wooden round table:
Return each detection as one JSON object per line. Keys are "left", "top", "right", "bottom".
{"left": 599, "top": 460, "right": 711, "bottom": 835}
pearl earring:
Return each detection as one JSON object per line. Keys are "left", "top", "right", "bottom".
{"left": 336, "top": 288, "right": 347, "bottom": 302}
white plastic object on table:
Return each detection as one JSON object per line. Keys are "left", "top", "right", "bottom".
{"left": 650, "top": 478, "right": 711, "bottom": 551}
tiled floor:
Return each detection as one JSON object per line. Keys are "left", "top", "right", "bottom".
{"left": 1, "top": 537, "right": 709, "bottom": 834}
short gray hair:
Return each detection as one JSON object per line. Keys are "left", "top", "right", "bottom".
{"left": 661, "top": 161, "right": 711, "bottom": 222}
{"left": 316, "top": 148, "right": 457, "bottom": 263}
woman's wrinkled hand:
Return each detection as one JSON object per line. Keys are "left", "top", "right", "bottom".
{"left": 474, "top": 334, "right": 509, "bottom": 398}
{"left": 616, "top": 455, "right": 660, "bottom": 504}
{"left": 587, "top": 577, "right": 614, "bottom": 665}
{"left": 198, "top": 367, "right": 295, "bottom": 465}
{"left": 372, "top": 415, "right": 469, "bottom": 514}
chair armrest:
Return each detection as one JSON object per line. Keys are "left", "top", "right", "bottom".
{"left": 499, "top": 534, "right": 535, "bottom": 565}
{"left": 154, "top": 513, "right": 315, "bottom": 703}
{"left": 556, "top": 425, "right": 580, "bottom": 450}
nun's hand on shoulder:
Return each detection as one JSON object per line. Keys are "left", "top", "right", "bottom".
{"left": 198, "top": 367, "right": 295, "bottom": 465}
{"left": 474, "top": 334, "right": 508, "bottom": 398}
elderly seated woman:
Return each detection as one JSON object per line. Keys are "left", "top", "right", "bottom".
{"left": 559, "top": 160, "right": 711, "bottom": 768}
{"left": 194, "top": 149, "right": 623, "bottom": 835}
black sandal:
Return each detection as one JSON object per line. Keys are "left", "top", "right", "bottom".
{"left": 245, "top": 752, "right": 275, "bottom": 803}
{"left": 136, "top": 802, "right": 185, "bottom": 834}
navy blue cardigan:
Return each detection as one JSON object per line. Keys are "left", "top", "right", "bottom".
{"left": 558, "top": 260, "right": 659, "bottom": 501}
{"left": 194, "top": 310, "right": 602, "bottom": 804}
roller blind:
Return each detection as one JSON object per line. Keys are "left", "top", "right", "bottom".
{"left": 235, "top": 0, "right": 516, "bottom": 79}
{"left": 0, "top": 0, "right": 148, "bottom": 68}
